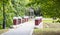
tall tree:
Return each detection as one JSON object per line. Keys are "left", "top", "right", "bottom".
{"left": 3, "top": 0, "right": 6, "bottom": 29}
{"left": 26, "top": 0, "right": 60, "bottom": 18}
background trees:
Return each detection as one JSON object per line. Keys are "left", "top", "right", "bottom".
{"left": 0, "top": 0, "right": 60, "bottom": 29}
{"left": 0, "top": 0, "right": 29, "bottom": 29}
{"left": 26, "top": 0, "right": 60, "bottom": 18}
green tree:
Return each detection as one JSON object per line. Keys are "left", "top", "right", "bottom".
{"left": 0, "top": 0, "right": 30, "bottom": 29}
{"left": 26, "top": 0, "right": 60, "bottom": 18}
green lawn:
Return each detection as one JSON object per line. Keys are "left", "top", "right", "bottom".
{"left": 33, "top": 18, "right": 60, "bottom": 35}
{"left": 43, "top": 20, "right": 53, "bottom": 23}
{"left": 43, "top": 19, "right": 53, "bottom": 23}
{"left": 43, "top": 23, "right": 60, "bottom": 28}
{"left": 33, "top": 28, "right": 60, "bottom": 35}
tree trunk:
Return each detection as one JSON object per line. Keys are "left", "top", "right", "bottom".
{"left": 3, "top": 0, "right": 6, "bottom": 29}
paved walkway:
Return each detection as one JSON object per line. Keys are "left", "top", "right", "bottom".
{"left": 2, "top": 19, "right": 43, "bottom": 35}
{"left": 2, "top": 21, "right": 35, "bottom": 35}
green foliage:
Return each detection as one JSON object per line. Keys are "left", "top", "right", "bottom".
{"left": 0, "top": 0, "right": 28, "bottom": 28}
{"left": 0, "top": 0, "right": 60, "bottom": 29}
{"left": 26, "top": 0, "right": 60, "bottom": 18}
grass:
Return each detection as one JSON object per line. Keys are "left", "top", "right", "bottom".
{"left": 43, "top": 19, "right": 53, "bottom": 23}
{"left": 33, "top": 28, "right": 60, "bottom": 35}
{"left": 43, "top": 23, "right": 60, "bottom": 28}
{"left": 0, "top": 26, "right": 9, "bottom": 34}
{"left": 43, "top": 20, "right": 53, "bottom": 23}
{"left": 0, "top": 29, "right": 8, "bottom": 34}
{"left": 33, "top": 18, "right": 60, "bottom": 35}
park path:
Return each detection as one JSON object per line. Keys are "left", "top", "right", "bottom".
{"left": 2, "top": 20, "right": 35, "bottom": 35}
